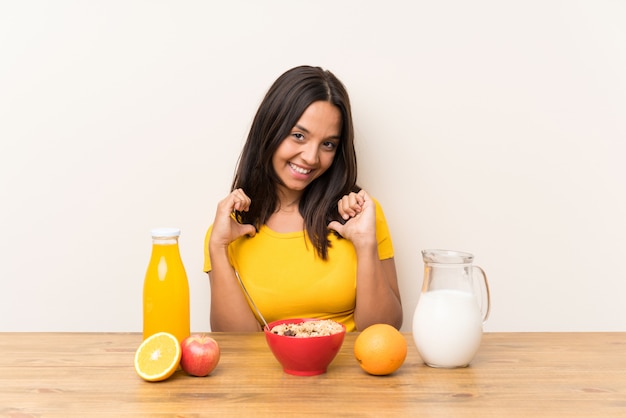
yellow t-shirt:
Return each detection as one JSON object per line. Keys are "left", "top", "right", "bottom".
{"left": 203, "top": 199, "right": 394, "bottom": 332}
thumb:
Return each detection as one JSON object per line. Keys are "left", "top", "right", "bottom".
{"left": 240, "top": 223, "right": 257, "bottom": 238}
{"left": 327, "top": 220, "right": 344, "bottom": 236}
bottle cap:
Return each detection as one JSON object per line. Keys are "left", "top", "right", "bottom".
{"left": 151, "top": 227, "right": 181, "bottom": 238}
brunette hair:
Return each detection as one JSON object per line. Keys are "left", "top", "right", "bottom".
{"left": 232, "top": 65, "right": 359, "bottom": 259}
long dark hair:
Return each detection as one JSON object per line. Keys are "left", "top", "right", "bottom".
{"left": 232, "top": 65, "right": 359, "bottom": 259}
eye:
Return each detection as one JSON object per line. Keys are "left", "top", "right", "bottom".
{"left": 323, "top": 141, "right": 338, "bottom": 151}
{"left": 292, "top": 132, "right": 305, "bottom": 141}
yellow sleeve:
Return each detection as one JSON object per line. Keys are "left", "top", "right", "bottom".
{"left": 373, "top": 198, "right": 394, "bottom": 260}
{"left": 203, "top": 224, "right": 213, "bottom": 273}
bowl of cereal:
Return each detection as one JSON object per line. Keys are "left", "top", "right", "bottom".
{"left": 264, "top": 318, "right": 346, "bottom": 376}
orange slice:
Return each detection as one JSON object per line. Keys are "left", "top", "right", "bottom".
{"left": 134, "top": 332, "right": 181, "bottom": 382}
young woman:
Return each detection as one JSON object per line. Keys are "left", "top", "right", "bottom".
{"left": 204, "top": 65, "right": 402, "bottom": 332}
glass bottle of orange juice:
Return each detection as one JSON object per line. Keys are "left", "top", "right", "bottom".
{"left": 143, "top": 227, "right": 190, "bottom": 344}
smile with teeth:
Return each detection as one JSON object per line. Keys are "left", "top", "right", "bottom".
{"left": 289, "top": 163, "right": 312, "bottom": 175}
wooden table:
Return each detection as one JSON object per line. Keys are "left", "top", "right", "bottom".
{"left": 1, "top": 332, "right": 625, "bottom": 417}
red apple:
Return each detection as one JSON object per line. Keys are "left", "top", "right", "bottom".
{"left": 180, "top": 334, "right": 220, "bottom": 377}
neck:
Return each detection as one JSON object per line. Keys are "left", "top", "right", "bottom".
{"left": 276, "top": 200, "right": 299, "bottom": 214}
{"left": 276, "top": 187, "right": 302, "bottom": 213}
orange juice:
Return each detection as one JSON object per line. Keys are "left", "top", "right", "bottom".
{"left": 143, "top": 228, "right": 190, "bottom": 344}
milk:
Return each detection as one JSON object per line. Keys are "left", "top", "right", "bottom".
{"left": 412, "top": 289, "right": 483, "bottom": 368}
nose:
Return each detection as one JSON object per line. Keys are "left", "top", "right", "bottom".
{"left": 300, "top": 142, "right": 319, "bottom": 166}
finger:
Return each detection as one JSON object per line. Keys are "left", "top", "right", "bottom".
{"left": 354, "top": 190, "right": 366, "bottom": 207}
{"left": 233, "top": 188, "right": 250, "bottom": 200}
{"left": 233, "top": 199, "right": 247, "bottom": 212}
{"left": 231, "top": 189, "right": 252, "bottom": 212}
{"left": 337, "top": 196, "right": 354, "bottom": 219}
{"left": 345, "top": 193, "right": 363, "bottom": 215}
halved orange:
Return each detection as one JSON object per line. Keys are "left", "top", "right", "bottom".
{"left": 134, "top": 332, "right": 181, "bottom": 382}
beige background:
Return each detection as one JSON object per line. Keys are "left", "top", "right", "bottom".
{"left": 2, "top": 1, "right": 625, "bottom": 332}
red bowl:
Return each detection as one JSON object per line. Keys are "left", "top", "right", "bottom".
{"left": 264, "top": 318, "right": 346, "bottom": 376}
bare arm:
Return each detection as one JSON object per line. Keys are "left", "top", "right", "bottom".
{"left": 207, "top": 189, "right": 262, "bottom": 332}
{"left": 207, "top": 257, "right": 261, "bottom": 332}
{"left": 328, "top": 191, "right": 403, "bottom": 330}
{"left": 353, "top": 249, "right": 403, "bottom": 330}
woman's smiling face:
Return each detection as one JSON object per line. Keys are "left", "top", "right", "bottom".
{"left": 272, "top": 100, "right": 342, "bottom": 196}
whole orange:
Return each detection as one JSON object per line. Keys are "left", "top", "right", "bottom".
{"left": 354, "top": 324, "right": 407, "bottom": 375}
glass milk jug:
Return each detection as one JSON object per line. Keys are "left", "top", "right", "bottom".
{"left": 412, "top": 249, "right": 490, "bottom": 368}
{"left": 143, "top": 227, "right": 190, "bottom": 344}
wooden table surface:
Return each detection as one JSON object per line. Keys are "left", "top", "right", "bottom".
{"left": 1, "top": 332, "right": 625, "bottom": 417}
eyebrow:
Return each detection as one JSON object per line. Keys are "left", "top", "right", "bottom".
{"left": 294, "top": 124, "right": 341, "bottom": 141}
{"left": 294, "top": 124, "right": 310, "bottom": 133}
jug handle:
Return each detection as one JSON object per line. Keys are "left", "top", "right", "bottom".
{"left": 473, "top": 266, "right": 491, "bottom": 323}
